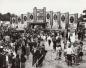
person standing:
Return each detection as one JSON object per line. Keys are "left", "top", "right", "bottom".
{"left": 21, "top": 54, "right": 26, "bottom": 68}
{"left": 37, "top": 46, "right": 47, "bottom": 67}
{"left": 0, "top": 48, "right": 4, "bottom": 68}
{"left": 45, "top": 35, "right": 54, "bottom": 62}
{"left": 78, "top": 41, "right": 83, "bottom": 62}
{"left": 26, "top": 43, "right": 30, "bottom": 60}
{"left": 11, "top": 53, "right": 16, "bottom": 68}
{"left": 52, "top": 36, "right": 56, "bottom": 51}
{"left": 21, "top": 44, "right": 26, "bottom": 55}
{"left": 31, "top": 46, "right": 40, "bottom": 67}
{"left": 64, "top": 45, "right": 73, "bottom": 66}
{"left": 15, "top": 55, "right": 20, "bottom": 68}
{"left": 58, "top": 45, "right": 62, "bottom": 59}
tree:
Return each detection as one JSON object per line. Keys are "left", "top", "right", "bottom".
{"left": 6, "top": 13, "right": 11, "bottom": 21}
{"left": 0, "top": 13, "right": 4, "bottom": 21}
{"left": 0, "top": 13, "right": 2, "bottom": 20}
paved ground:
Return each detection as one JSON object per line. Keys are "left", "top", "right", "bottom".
{"left": 25, "top": 40, "right": 86, "bottom": 68}
{"left": 25, "top": 53, "right": 86, "bottom": 68}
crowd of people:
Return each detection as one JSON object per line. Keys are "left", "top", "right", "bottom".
{"left": 0, "top": 24, "right": 84, "bottom": 68}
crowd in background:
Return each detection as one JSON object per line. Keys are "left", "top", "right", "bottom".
{"left": 0, "top": 24, "right": 84, "bottom": 68}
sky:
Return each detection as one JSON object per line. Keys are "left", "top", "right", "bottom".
{"left": 0, "top": 0, "right": 86, "bottom": 15}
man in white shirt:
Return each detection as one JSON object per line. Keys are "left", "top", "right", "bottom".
{"left": 64, "top": 45, "right": 73, "bottom": 66}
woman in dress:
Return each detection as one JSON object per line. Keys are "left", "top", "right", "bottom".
{"left": 45, "top": 35, "right": 54, "bottom": 62}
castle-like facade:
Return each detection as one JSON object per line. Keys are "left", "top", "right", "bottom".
{"left": 11, "top": 7, "right": 78, "bottom": 31}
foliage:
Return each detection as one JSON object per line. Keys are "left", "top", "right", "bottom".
{"left": 0, "top": 13, "right": 16, "bottom": 21}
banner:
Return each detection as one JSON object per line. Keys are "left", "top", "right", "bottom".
{"left": 28, "top": 13, "right": 34, "bottom": 23}
{"left": 46, "top": 11, "right": 51, "bottom": 29}
{"left": 17, "top": 16, "right": 21, "bottom": 23}
{"left": 60, "top": 12, "right": 69, "bottom": 29}
{"left": 69, "top": 14, "right": 75, "bottom": 25}
{"left": 11, "top": 16, "right": 18, "bottom": 28}
{"left": 69, "top": 13, "right": 78, "bottom": 29}
{"left": 22, "top": 14, "right": 28, "bottom": 24}
{"left": 52, "top": 12, "right": 59, "bottom": 30}
{"left": 12, "top": 17, "right": 16, "bottom": 23}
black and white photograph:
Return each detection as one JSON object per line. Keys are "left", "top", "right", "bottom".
{"left": 0, "top": 0, "right": 86, "bottom": 68}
